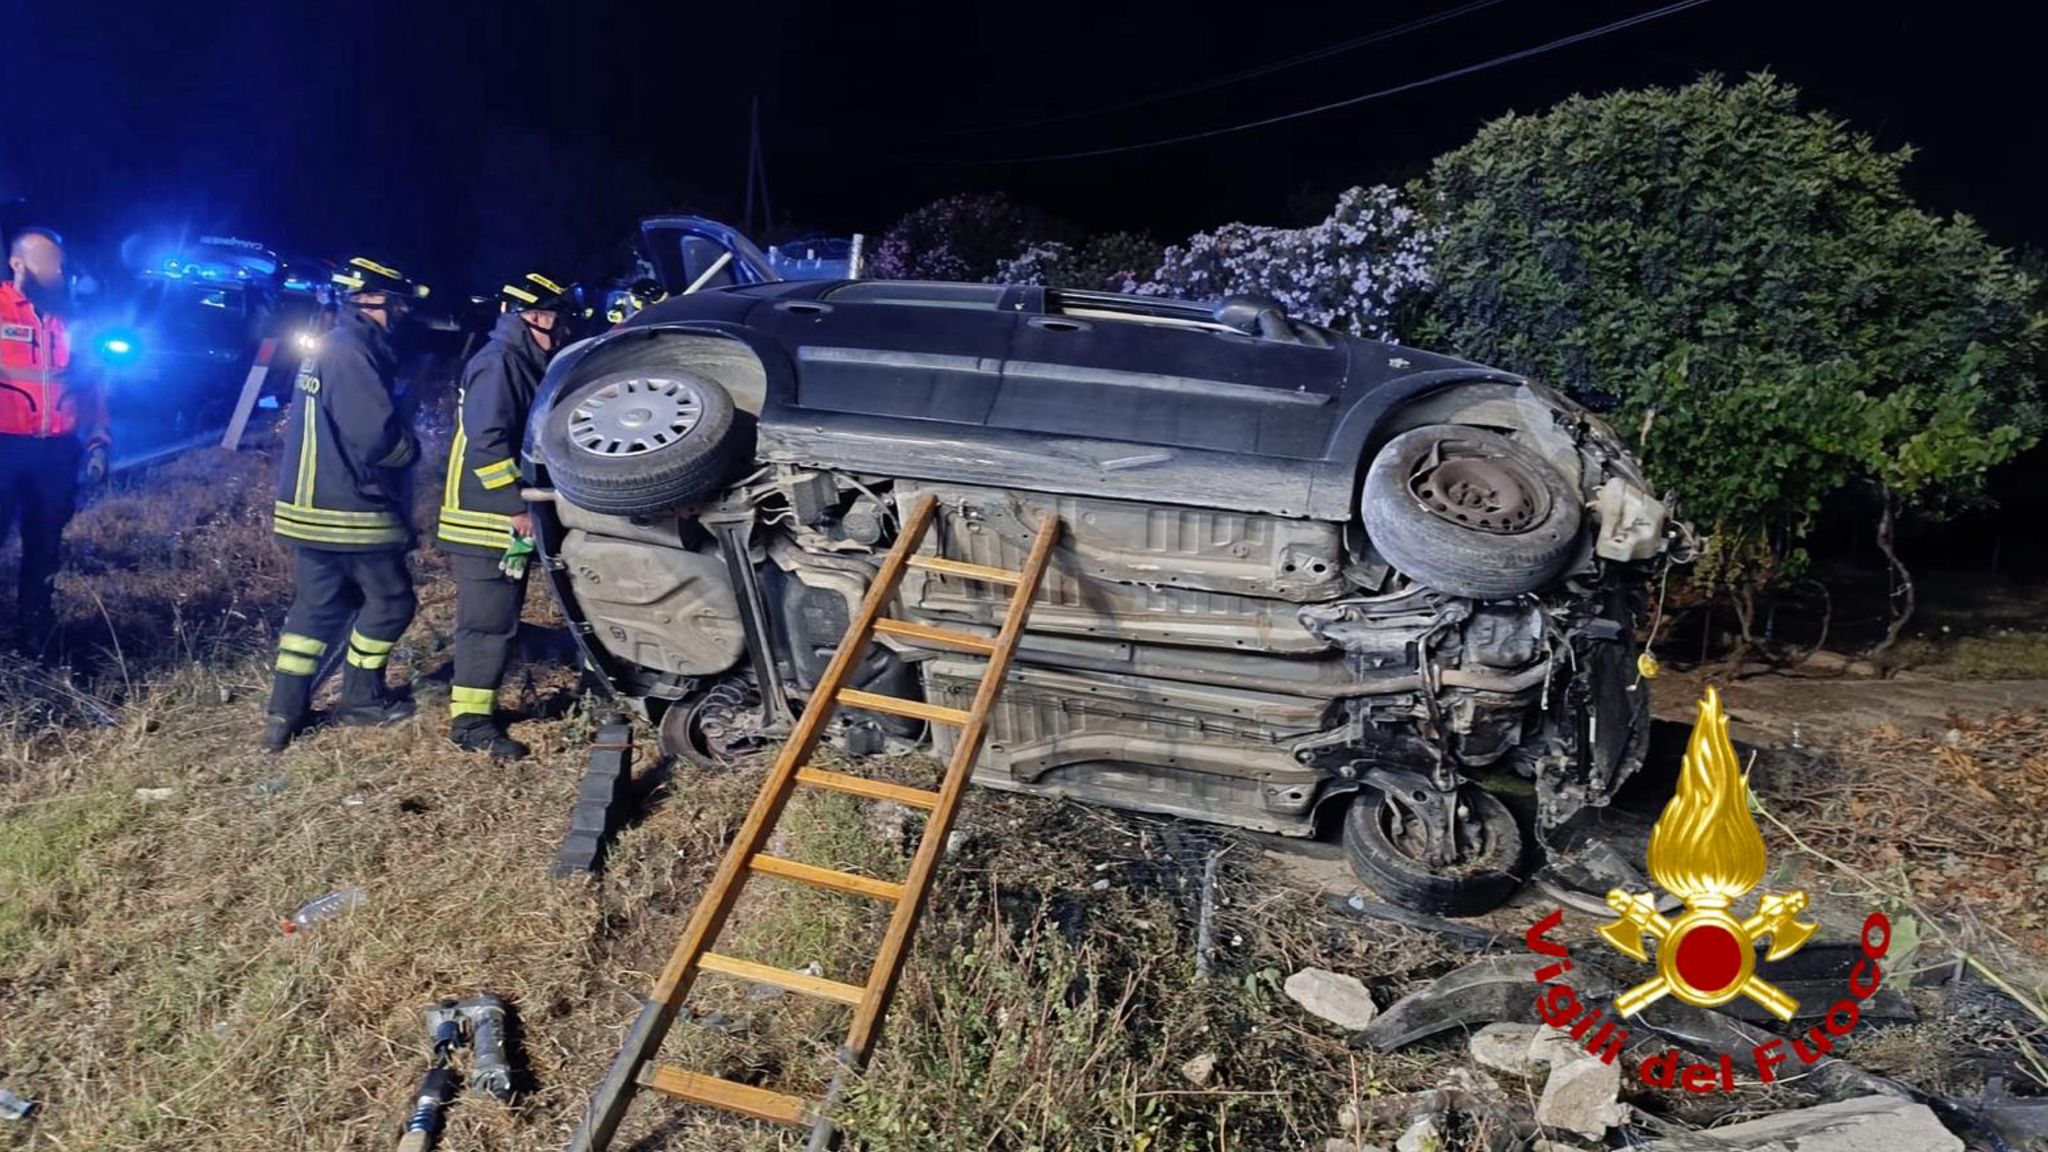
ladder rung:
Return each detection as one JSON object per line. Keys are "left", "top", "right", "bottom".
{"left": 750, "top": 853, "right": 905, "bottom": 901}
{"left": 796, "top": 768, "right": 940, "bottom": 809}
{"left": 697, "top": 952, "right": 866, "bottom": 1005}
{"left": 906, "top": 555, "right": 1022, "bottom": 585}
{"left": 839, "top": 688, "right": 971, "bottom": 726}
{"left": 872, "top": 617, "right": 997, "bottom": 654}
{"left": 637, "top": 1065, "right": 811, "bottom": 1126}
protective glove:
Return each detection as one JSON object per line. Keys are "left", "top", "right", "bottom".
{"left": 499, "top": 535, "right": 536, "bottom": 580}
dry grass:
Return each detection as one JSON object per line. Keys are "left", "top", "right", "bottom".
{"left": 0, "top": 421, "right": 1467, "bottom": 1151}
{"left": 1761, "top": 712, "right": 2048, "bottom": 965}
{"left": 11, "top": 411, "right": 2048, "bottom": 1149}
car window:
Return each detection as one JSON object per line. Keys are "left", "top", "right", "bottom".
{"left": 825, "top": 281, "right": 1008, "bottom": 310}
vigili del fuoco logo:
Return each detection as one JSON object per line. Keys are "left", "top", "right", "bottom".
{"left": 1523, "top": 688, "right": 1894, "bottom": 1092}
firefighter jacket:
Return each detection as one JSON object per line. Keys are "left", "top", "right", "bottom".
{"left": 273, "top": 306, "right": 420, "bottom": 551}
{"left": 0, "top": 282, "right": 106, "bottom": 443}
{"left": 437, "top": 311, "right": 544, "bottom": 556}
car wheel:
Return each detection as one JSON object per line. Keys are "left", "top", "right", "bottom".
{"left": 1360, "top": 425, "right": 1582, "bottom": 599}
{"left": 1342, "top": 784, "right": 1524, "bottom": 917}
{"left": 538, "top": 365, "right": 740, "bottom": 515}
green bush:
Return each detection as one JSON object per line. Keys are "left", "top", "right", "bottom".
{"left": 1423, "top": 74, "right": 2044, "bottom": 641}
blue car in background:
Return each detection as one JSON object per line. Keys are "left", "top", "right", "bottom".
{"left": 86, "top": 246, "right": 278, "bottom": 469}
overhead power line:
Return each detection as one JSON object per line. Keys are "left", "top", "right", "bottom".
{"left": 910, "top": 0, "right": 1517, "bottom": 140}
{"left": 946, "top": 0, "right": 1717, "bottom": 165}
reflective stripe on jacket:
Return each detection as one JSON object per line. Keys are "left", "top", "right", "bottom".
{"left": 437, "top": 312, "right": 543, "bottom": 556}
{"left": 272, "top": 307, "right": 419, "bottom": 552}
{"left": 0, "top": 283, "right": 99, "bottom": 440}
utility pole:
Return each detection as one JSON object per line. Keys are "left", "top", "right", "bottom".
{"left": 744, "top": 96, "right": 772, "bottom": 239}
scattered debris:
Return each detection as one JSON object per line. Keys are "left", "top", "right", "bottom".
{"left": 341, "top": 795, "right": 366, "bottom": 808}
{"left": 1285, "top": 967, "right": 1380, "bottom": 1030}
{"left": 552, "top": 719, "right": 636, "bottom": 878}
{"left": 1977, "top": 1076, "right": 2048, "bottom": 1149}
{"left": 1645, "top": 1095, "right": 1961, "bottom": 1151}
{"left": 1324, "top": 1140, "right": 1390, "bottom": 1152}
{"left": 133, "top": 786, "right": 176, "bottom": 803}
{"left": 1393, "top": 1114, "right": 1443, "bottom": 1152}
{"left": 1356, "top": 955, "right": 1585, "bottom": 1050}
{"left": 1179, "top": 1052, "right": 1217, "bottom": 1087}
{"left": 0, "top": 1087, "right": 34, "bottom": 1121}
{"left": 1467, "top": 1022, "right": 1547, "bottom": 1078}
{"left": 1328, "top": 893, "right": 1504, "bottom": 952}
{"left": 1533, "top": 1046, "right": 1627, "bottom": 1140}
{"left": 1193, "top": 844, "right": 1225, "bottom": 980}
{"left": 284, "top": 887, "right": 367, "bottom": 934}
{"left": 252, "top": 778, "right": 289, "bottom": 797}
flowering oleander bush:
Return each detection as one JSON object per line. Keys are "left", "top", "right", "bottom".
{"left": 994, "top": 232, "right": 1166, "bottom": 294}
{"left": 868, "top": 192, "right": 1051, "bottom": 282}
{"left": 1133, "top": 185, "right": 1441, "bottom": 340}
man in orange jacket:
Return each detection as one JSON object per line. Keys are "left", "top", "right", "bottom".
{"left": 0, "top": 227, "right": 108, "bottom": 647}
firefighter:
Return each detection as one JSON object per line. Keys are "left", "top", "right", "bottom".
{"left": 0, "top": 226, "right": 109, "bottom": 649}
{"left": 263, "top": 257, "right": 427, "bottom": 752}
{"left": 436, "top": 271, "right": 573, "bottom": 759}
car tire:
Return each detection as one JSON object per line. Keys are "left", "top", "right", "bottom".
{"left": 1342, "top": 785, "right": 1524, "bottom": 917}
{"left": 1360, "top": 425, "right": 1581, "bottom": 599}
{"left": 538, "top": 364, "right": 740, "bottom": 515}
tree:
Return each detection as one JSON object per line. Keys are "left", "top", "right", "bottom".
{"left": 1423, "top": 74, "right": 2044, "bottom": 652}
{"left": 1136, "top": 185, "right": 1439, "bottom": 340}
{"left": 868, "top": 192, "right": 1052, "bottom": 282}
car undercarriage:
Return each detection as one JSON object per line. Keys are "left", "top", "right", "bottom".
{"left": 525, "top": 259, "right": 1683, "bottom": 914}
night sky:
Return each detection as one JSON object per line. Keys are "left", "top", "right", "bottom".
{"left": 7, "top": 0, "right": 2042, "bottom": 292}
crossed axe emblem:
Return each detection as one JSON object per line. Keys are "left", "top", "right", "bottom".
{"left": 1600, "top": 889, "right": 1818, "bottom": 1021}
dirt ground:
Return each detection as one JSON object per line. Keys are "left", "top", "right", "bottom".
{"left": 3, "top": 426, "right": 2046, "bottom": 1151}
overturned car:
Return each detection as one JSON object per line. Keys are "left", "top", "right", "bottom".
{"left": 522, "top": 218, "right": 1683, "bottom": 914}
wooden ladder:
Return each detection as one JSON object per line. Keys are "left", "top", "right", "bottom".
{"left": 567, "top": 494, "right": 1060, "bottom": 1152}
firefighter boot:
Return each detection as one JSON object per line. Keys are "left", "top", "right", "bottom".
{"left": 450, "top": 715, "right": 531, "bottom": 761}
{"left": 334, "top": 665, "right": 416, "bottom": 728}
{"left": 264, "top": 673, "right": 313, "bottom": 753}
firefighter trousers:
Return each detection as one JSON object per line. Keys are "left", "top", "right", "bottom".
{"left": 0, "top": 434, "right": 82, "bottom": 633}
{"left": 450, "top": 552, "right": 526, "bottom": 721}
{"left": 268, "top": 547, "right": 417, "bottom": 720}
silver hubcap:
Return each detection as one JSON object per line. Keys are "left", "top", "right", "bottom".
{"left": 568, "top": 376, "right": 704, "bottom": 457}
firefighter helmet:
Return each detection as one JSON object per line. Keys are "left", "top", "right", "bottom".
{"left": 332, "top": 256, "right": 429, "bottom": 301}
{"left": 497, "top": 271, "right": 571, "bottom": 312}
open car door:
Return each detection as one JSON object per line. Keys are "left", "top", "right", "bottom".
{"left": 639, "top": 216, "right": 781, "bottom": 297}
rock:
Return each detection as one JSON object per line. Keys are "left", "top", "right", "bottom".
{"left": 1284, "top": 968, "right": 1379, "bottom": 1030}
{"left": 1535, "top": 1051, "right": 1627, "bottom": 1140}
{"left": 1179, "top": 1052, "right": 1217, "bottom": 1087}
{"left": 133, "top": 787, "right": 175, "bottom": 803}
{"left": 1531, "top": 1143, "right": 1587, "bottom": 1152}
{"left": 1526, "top": 1024, "right": 1585, "bottom": 1069}
{"left": 1468, "top": 1022, "right": 1546, "bottom": 1077}
{"left": 1393, "top": 1115, "right": 1442, "bottom": 1152}
{"left": 1646, "top": 1095, "right": 1962, "bottom": 1151}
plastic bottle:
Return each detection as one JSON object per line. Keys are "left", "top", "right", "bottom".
{"left": 283, "top": 887, "right": 368, "bottom": 935}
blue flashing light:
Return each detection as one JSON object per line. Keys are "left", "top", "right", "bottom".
{"left": 100, "top": 332, "right": 140, "bottom": 361}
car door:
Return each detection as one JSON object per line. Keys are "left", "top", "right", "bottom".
{"left": 998, "top": 292, "right": 1348, "bottom": 460}
{"left": 754, "top": 281, "right": 1026, "bottom": 425}
{"left": 639, "top": 216, "right": 781, "bottom": 296}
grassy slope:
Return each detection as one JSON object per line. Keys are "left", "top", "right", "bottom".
{"left": 0, "top": 433, "right": 1460, "bottom": 1152}
{"left": 5, "top": 421, "right": 2046, "bottom": 1150}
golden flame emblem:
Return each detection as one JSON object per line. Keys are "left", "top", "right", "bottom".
{"left": 1598, "top": 688, "right": 1816, "bottom": 1020}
